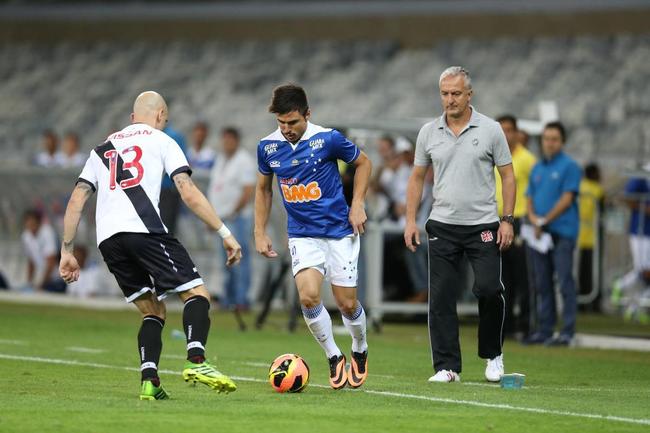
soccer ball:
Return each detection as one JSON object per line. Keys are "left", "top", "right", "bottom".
{"left": 268, "top": 353, "right": 310, "bottom": 393}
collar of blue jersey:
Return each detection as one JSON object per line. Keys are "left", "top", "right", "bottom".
{"left": 273, "top": 121, "right": 331, "bottom": 148}
{"left": 437, "top": 105, "right": 481, "bottom": 130}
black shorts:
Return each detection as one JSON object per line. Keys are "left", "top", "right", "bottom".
{"left": 98, "top": 232, "right": 203, "bottom": 302}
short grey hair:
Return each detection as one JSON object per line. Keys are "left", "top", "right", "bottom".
{"left": 439, "top": 66, "right": 472, "bottom": 89}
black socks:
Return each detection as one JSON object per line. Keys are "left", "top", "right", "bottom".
{"left": 138, "top": 315, "right": 165, "bottom": 383}
{"left": 183, "top": 295, "right": 211, "bottom": 363}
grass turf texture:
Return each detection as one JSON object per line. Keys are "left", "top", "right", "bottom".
{"left": 0, "top": 302, "right": 649, "bottom": 433}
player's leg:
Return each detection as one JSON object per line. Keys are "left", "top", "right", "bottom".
{"left": 130, "top": 233, "right": 235, "bottom": 393}
{"left": 289, "top": 237, "right": 347, "bottom": 389}
{"left": 177, "top": 285, "right": 237, "bottom": 393}
{"left": 132, "top": 293, "right": 169, "bottom": 400}
{"left": 98, "top": 234, "right": 169, "bottom": 400}
{"left": 465, "top": 223, "right": 505, "bottom": 382}
{"left": 295, "top": 267, "right": 347, "bottom": 389}
{"left": 328, "top": 235, "right": 368, "bottom": 388}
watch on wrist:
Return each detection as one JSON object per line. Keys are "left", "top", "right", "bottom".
{"left": 500, "top": 215, "right": 515, "bottom": 225}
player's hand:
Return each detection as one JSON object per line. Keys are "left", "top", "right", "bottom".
{"left": 223, "top": 236, "right": 243, "bottom": 267}
{"left": 59, "top": 252, "right": 80, "bottom": 284}
{"left": 404, "top": 220, "right": 421, "bottom": 252}
{"left": 349, "top": 203, "right": 367, "bottom": 235}
{"left": 497, "top": 221, "right": 514, "bottom": 251}
{"left": 255, "top": 232, "right": 278, "bottom": 258}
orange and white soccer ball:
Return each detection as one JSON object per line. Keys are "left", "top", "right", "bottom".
{"left": 268, "top": 353, "right": 310, "bottom": 393}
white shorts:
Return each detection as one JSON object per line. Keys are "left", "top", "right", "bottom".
{"left": 288, "top": 235, "right": 360, "bottom": 287}
{"left": 630, "top": 235, "right": 650, "bottom": 271}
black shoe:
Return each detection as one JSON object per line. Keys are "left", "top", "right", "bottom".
{"left": 348, "top": 351, "right": 368, "bottom": 388}
{"left": 328, "top": 354, "right": 348, "bottom": 390}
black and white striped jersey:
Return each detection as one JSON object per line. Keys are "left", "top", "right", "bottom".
{"left": 77, "top": 123, "right": 191, "bottom": 245}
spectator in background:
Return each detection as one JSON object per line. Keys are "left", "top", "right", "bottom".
{"left": 57, "top": 132, "right": 86, "bottom": 168}
{"left": 526, "top": 122, "right": 582, "bottom": 346}
{"left": 518, "top": 130, "right": 530, "bottom": 149}
{"left": 187, "top": 121, "right": 216, "bottom": 173}
{"left": 208, "top": 127, "right": 255, "bottom": 310}
{"left": 374, "top": 136, "right": 411, "bottom": 224}
{"left": 578, "top": 163, "right": 604, "bottom": 312}
{"left": 34, "top": 130, "right": 62, "bottom": 167}
{"left": 495, "top": 115, "right": 536, "bottom": 339}
{"left": 611, "top": 173, "right": 650, "bottom": 321}
{"left": 160, "top": 122, "right": 187, "bottom": 234}
{"left": 22, "top": 209, "right": 66, "bottom": 292}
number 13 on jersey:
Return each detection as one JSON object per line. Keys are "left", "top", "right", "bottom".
{"left": 104, "top": 145, "right": 145, "bottom": 190}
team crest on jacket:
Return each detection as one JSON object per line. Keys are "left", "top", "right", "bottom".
{"left": 480, "top": 230, "right": 493, "bottom": 243}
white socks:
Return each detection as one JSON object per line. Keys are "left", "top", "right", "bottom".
{"left": 341, "top": 302, "right": 368, "bottom": 353}
{"left": 301, "top": 302, "right": 342, "bottom": 359}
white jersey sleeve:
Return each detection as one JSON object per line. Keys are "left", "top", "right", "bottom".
{"left": 77, "top": 151, "right": 99, "bottom": 191}
{"left": 162, "top": 135, "right": 191, "bottom": 179}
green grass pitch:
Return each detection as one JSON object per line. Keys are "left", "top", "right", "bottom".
{"left": 0, "top": 301, "right": 649, "bottom": 433}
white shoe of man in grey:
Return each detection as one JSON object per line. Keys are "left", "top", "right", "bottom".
{"left": 485, "top": 354, "right": 504, "bottom": 382}
{"left": 428, "top": 370, "right": 461, "bottom": 383}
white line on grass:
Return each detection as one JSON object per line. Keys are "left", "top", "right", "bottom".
{"left": 1, "top": 352, "right": 648, "bottom": 426}
{"left": 0, "top": 339, "right": 28, "bottom": 345}
{"left": 66, "top": 346, "right": 106, "bottom": 354}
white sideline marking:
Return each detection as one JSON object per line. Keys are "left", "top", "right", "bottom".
{"left": 66, "top": 346, "right": 106, "bottom": 354}
{"left": 365, "top": 390, "right": 650, "bottom": 426}
{"left": 0, "top": 339, "right": 28, "bottom": 346}
{"left": 1, "top": 353, "right": 649, "bottom": 426}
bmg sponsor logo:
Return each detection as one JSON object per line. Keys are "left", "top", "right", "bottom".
{"left": 281, "top": 181, "right": 322, "bottom": 203}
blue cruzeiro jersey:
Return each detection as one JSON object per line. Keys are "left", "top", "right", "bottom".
{"left": 257, "top": 122, "right": 360, "bottom": 239}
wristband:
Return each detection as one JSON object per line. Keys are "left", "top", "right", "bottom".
{"left": 536, "top": 217, "right": 546, "bottom": 227}
{"left": 217, "top": 224, "right": 232, "bottom": 239}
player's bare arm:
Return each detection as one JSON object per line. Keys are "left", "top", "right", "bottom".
{"left": 173, "top": 172, "right": 242, "bottom": 266}
{"left": 59, "top": 181, "right": 95, "bottom": 283}
{"left": 404, "top": 165, "right": 428, "bottom": 252}
{"left": 496, "top": 163, "right": 516, "bottom": 251}
{"left": 349, "top": 151, "right": 372, "bottom": 235}
{"left": 254, "top": 172, "right": 278, "bottom": 258}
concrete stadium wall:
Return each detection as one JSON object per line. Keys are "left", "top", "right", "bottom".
{"left": 1, "top": 8, "right": 649, "bottom": 46}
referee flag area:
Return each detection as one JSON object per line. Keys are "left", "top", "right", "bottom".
{"left": 0, "top": 301, "right": 648, "bottom": 433}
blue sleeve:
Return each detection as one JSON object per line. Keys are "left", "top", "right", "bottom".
{"left": 257, "top": 143, "right": 272, "bottom": 175}
{"left": 330, "top": 130, "right": 360, "bottom": 164}
{"left": 625, "top": 178, "right": 647, "bottom": 194}
{"left": 562, "top": 162, "right": 582, "bottom": 194}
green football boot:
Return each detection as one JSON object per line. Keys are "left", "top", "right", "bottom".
{"left": 139, "top": 380, "right": 170, "bottom": 401}
{"left": 182, "top": 360, "right": 237, "bottom": 393}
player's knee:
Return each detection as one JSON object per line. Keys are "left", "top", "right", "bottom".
{"left": 141, "top": 301, "right": 166, "bottom": 320}
{"left": 299, "top": 294, "right": 321, "bottom": 309}
{"left": 337, "top": 298, "right": 357, "bottom": 316}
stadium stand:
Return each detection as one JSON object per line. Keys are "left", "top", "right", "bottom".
{"left": 0, "top": 35, "right": 649, "bottom": 168}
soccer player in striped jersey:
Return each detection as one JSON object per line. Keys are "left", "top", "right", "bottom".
{"left": 59, "top": 91, "right": 242, "bottom": 400}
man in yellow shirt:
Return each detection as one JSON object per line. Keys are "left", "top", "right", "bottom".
{"left": 495, "top": 115, "right": 537, "bottom": 339}
{"left": 578, "top": 163, "right": 604, "bottom": 312}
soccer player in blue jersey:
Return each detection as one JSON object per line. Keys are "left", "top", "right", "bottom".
{"left": 254, "top": 84, "right": 372, "bottom": 390}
